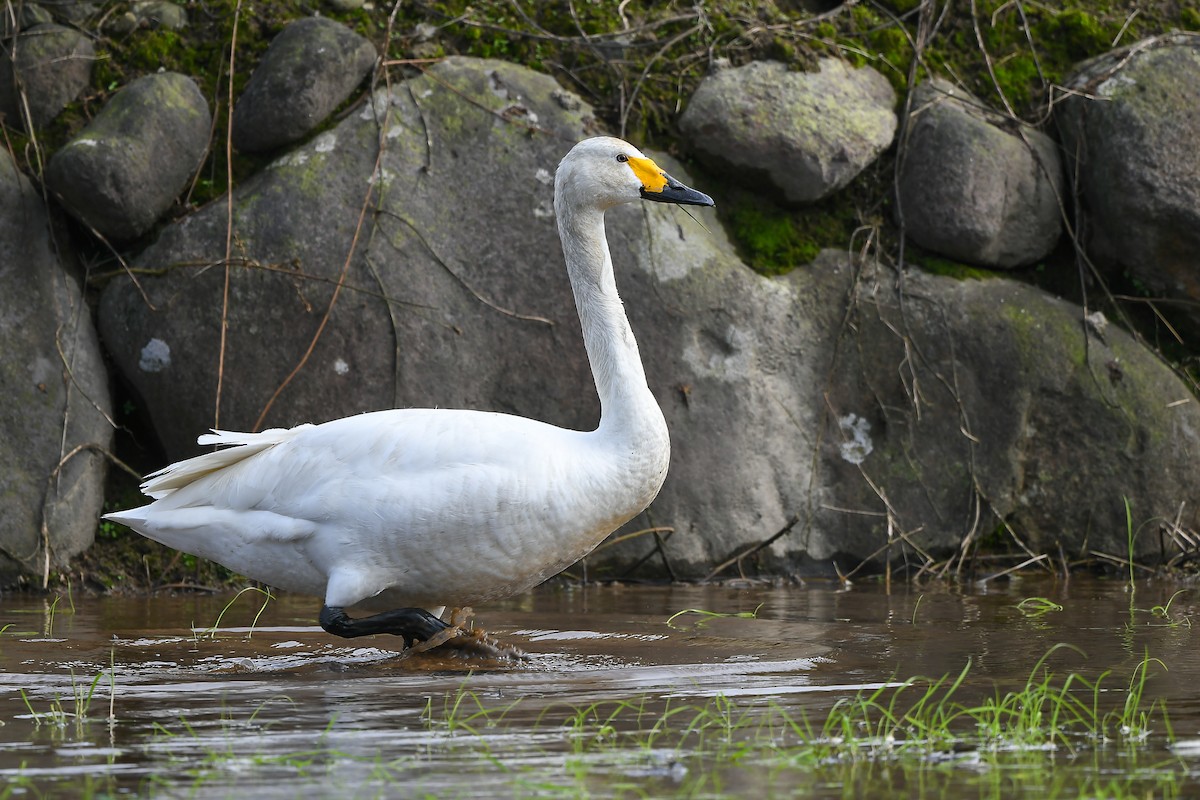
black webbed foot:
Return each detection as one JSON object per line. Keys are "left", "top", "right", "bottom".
{"left": 319, "top": 604, "right": 450, "bottom": 649}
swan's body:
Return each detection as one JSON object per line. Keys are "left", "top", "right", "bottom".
{"left": 116, "top": 408, "right": 663, "bottom": 609}
{"left": 106, "top": 137, "right": 714, "bottom": 643}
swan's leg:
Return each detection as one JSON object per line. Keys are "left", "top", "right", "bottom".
{"left": 319, "top": 605, "right": 450, "bottom": 649}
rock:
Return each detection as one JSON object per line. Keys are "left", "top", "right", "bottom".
{"left": 45, "top": 72, "right": 210, "bottom": 241}
{"left": 0, "top": 151, "right": 112, "bottom": 584}
{"left": 97, "top": 57, "right": 1200, "bottom": 582}
{"left": 0, "top": 23, "right": 94, "bottom": 129}
{"left": 325, "top": 0, "right": 365, "bottom": 10}
{"left": 105, "top": 13, "right": 139, "bottom": 36}
{"left": 896, "top": 79, "right": 1063, "bottom": 268}
{"left": 132, "top": 0, "right": 188, "bottom": 30}
{"left": 232, "top": 17, "right": 377, "bottom": 153}
{"left": 679, "top": 59, "right": 896, "bottom": 203}
{"left": 50, "top": 3, "right": 101, "bottom": 26}
{"left": 1, "top": 4, "right": 53, "bottom": 35}
{"left": 1057, "top": 35, "right": 1200, "bottom": 329}
{"left": 814, "top": 257, "right": 1200, "bottom": 567}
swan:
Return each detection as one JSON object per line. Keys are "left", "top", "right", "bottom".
{"left": 105, "top": 136, "right": 714, "bottom": 647}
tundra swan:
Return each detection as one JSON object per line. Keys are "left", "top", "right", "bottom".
{"left": 105, "top": 136, "right": 714, "bottom": 647}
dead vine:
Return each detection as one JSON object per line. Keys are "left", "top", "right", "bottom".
{"left": 214, "top": 0, "right": 242, "bottom": 431}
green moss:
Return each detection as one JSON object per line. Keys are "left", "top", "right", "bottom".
{"left": 914, "top": 256, "right": 998, "bottom": 281}
{"left": 125, "top": 29, "right": 182, "bottom": 72}
{"left": 765, "top": 35, "right": 797, "bottom": 63}
{"left": 1001, "top": 299, "right": 1089, "bottom": 371}
{"left": 977, "top": 521, "right": 1011, "bottom": 552}
{"left": 991, "top": 53, "right": 1041, "bottom": 109}
{"left": 838, "top": 6, "right": 913, "bottom": 92}
{"left": 728, "top": 203, "right": 820, "bottom": 274}
{"left": 999, "top": 301, "right": 1041, "bottom": 371}
{"left": 868, "top": 26, "right": 912, "bottom": 83}
{"left": 1036, "top": 9, "right": 1114, "bottom": 61}
{"left": 722, "top": 188, "right": 861, "bottom": 276}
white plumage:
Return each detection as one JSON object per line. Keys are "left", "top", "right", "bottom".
{"left": 106, "top": 136, "right": 714, "bottom": 640}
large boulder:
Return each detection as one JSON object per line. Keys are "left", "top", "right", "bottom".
{"left": 0, "top": 151, "right": 112, "bottom": 583}
{"left": 98, "top": 57, "right": 1200, "bottom": 582}
{"left": 232, "top": 17, "right": 377, "bottom": 153}
{"left": 0, "top": 23, "right": 94, "bottom": 129}
{"left": 604, "top": 250, "right": 1200, "bottom": 577}
{"left": 897, "top": 79, "right": 1063, "bottom": 268}
{"left": 45, "top": 72, "right": 210, "bottom": 241}
{"left": 813, "top": 257, "right": 1200, "bottom": 569}
{"left": 679, "top": 58, "right": 896, "bottom": 203}
{"left": 1057, "top": 35, "right": 1200, "bottom": 331}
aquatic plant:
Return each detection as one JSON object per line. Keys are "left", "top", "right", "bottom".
{"left": 1139, "top": 590, "right": 1193, "bottom": 628}
{"left": 1016, "top": 597, "right": 1064, "bottom": 617}
{"left": 1111, "top": 653, "right": 1168, "bottom": 742}
{"left": 41, "top": 582, "right": 76, "bottom": 637}
{"left": 14, "top": 645, "right": 1181, "bottom": 799}
{"left": 458, "top": 649, "right": 1173, "bottom": 767}
{"left": 1126, "top": 496, "right": 1137, "bottom": 591}
{"left": 665, "top": 604, "right": 763, "bottom": 629}
{"left": 193, "top": 585, "right": 274, "bottom": 640}
{"left": 422, "top": 682, "right": 521, "bottom": 738}
{"left": 910, "top": 593, "right": 923, "bottom": 624}
{"left": 17, "top": 668, "right": 108, "bottom": 740}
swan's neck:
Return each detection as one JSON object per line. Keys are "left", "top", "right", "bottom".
{"left": 558, "top": 204, "right": 663, "bottom": 440}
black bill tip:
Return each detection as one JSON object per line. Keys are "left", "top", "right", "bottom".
{"left": 641, "top": 175, "right": 715, "bottom": 207}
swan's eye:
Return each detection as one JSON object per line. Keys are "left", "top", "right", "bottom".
{"left": 616, "top": 154, "right": 629, "bottom": 163}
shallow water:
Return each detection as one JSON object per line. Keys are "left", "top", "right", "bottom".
{"left": 3, "top": 576, "right": 1200, "bottom": 798}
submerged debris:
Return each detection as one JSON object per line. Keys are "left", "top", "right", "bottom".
{"left": 410, "top": 607, "right": 529, "bottom": 661}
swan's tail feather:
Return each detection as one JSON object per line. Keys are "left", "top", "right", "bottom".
{"left": 102, "top": 508, "right": 148, "bottom": 528}
{"left": 138, "top": 426, "right": 310, "bottom": 500}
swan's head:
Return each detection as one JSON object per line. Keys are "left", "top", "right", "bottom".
{"left": 555, "top": 137, "right": 714, "bottom": 212}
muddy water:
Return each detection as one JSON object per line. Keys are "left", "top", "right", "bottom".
{"left": 3, "top": 576, "right": 1200, "bottom": 798}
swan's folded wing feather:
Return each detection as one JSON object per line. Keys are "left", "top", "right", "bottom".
{"left": 140, "top": 426, "right": 312, "bottom": 499}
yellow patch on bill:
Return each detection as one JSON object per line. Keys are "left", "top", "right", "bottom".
{"left": 627, "top": 156, "right": 668, "bottom": 192}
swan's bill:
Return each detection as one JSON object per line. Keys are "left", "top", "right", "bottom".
{"left": 628, "top": 156, "right": 716, "bottom": 208}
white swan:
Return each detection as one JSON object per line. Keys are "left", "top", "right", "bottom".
{"left": 105, "top": 136, "right": 714, "bottom": 646}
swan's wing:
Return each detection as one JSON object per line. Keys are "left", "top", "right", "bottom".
{"left": 138, "top": 426, "right": 312, "bottom": 500}
{"left": 111, "top": 409, "right": 581, "bottom": 539}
